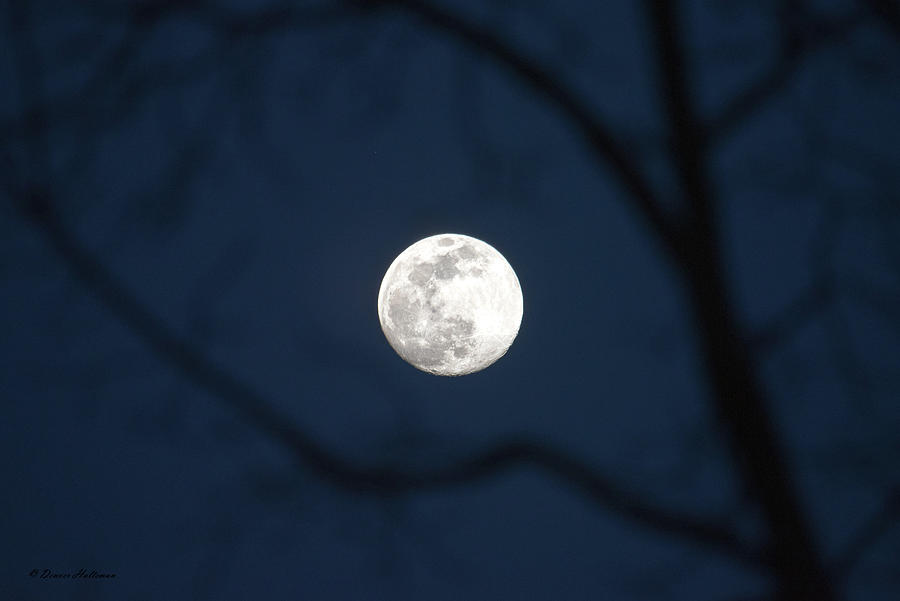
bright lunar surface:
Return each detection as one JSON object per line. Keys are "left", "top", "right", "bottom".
{"left": 378, "top": 234, "right": 523, "bottom": 376}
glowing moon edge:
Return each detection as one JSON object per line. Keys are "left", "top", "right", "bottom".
{"left": 377, "top": 233, "right": 523, "bottom": 376}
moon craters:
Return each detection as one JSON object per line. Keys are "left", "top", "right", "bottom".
{"left": 408, "top": 261, "right": 433, "bottom": 285}
{"left": 378, "top": 233, "right": 523, "bottom": 376}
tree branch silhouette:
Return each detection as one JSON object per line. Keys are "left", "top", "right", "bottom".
{"left": 14, "top": 195, "right": 764, "bottom": 568}
{"left": 89, "top": 0, "right": 357, "bottom": 36}
{"left": 9, "top": 0, "right": 897, "bottom": 596}
{"left": 353, "top": 0, "right": 687, "bottom": 260}
{"left": 644, "top": 2, "right": 836, "bottom": 598}
{"left": 706, "top": 8, "right": 865, "bottom": 146}
{"left": 862, "top": 0, "right": 900, "bottom": 38}
{"left": 749, "top": 277, "right": 834, "bottom": 354}
{"left": 6, "top": 0, "right": 767, "bottom": 569}
{"left": 832, "top": 485, "right": 900, "bottom": 580}
{"left": 1, "top": 1, "right": 355, "bottom": 143}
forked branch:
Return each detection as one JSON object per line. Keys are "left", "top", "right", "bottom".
{"left": 706, "top": 9, "right": 865, "bottom": 145}
{"left": 832, "top": 485, "right": 900, "bottom": 579}
{"left": 353, "top": 0, "right": 686, "bottom": 260}
{"left": 17, "top": 193, "right": 762, "bottom": 568}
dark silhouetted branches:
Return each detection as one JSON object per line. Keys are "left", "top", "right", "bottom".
{"left": 1, "top": 27, "right": 215, "bottom": 142}
{"left": 7, "top": 0, "right": 51, "bottom": 184}
{"left": 15, "top": 196, "right": 765, "bottom": 568}
{"left": 1, "top": 1, "right": 358, "bottom": 144}
{"left": 8, "top": 0, "right": 900, "bottom": 597}
{"left": 706, "top": 8, "right": 866, "bottom": 146}
{"left": 750, "top": 196, "right": 844, "bottom": 356}
{"left": 843, "top": 277, "right": 900, "bottom": 344}
{"left": 749, "top": 277, "right": 834, "bottom": 354}
{"left": 645, "top": 1, "right": 835, "bottom": 598}
{"left": 353, "top": 0, "right": 687, "bottom": 260}
{"left": 862, "top": 0, "right": 900, "bottom": 38}
{"left": 833, "top": 485, "right": 900, "bottom": 580}
{"left": 88, "top": 0, "right": 358, "bottom": 37}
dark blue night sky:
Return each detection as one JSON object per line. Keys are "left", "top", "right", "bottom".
{"left": 2, "top": 0, "right": 899, "bottom": 599}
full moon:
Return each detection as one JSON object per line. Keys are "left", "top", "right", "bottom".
{"left": 378, "top": 234, "right": 523, "bottom": 376}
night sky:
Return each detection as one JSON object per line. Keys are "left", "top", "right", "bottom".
{"left": 2, "top": 0, "right": 900, "bottom": 599}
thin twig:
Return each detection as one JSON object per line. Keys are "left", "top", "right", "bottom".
{"left": 749, "top": 278, "right": 834, "bottom": 354}
{"left": 358, "top": 0, "right": 686, "bottom": 260}
{"left": 862, "top": 0, "right": 900, "bottom": 38}
{"left": 643, "top": 2, "right": 837, "bottom": 598}
{"left": 706, "top": 10, "right": 865, "bottom": 145}
{"left": 18, "top": 196, "right": 764, "bottom": 568}
{"left": 832, "top": 486, "right": 900, "bottom": 579}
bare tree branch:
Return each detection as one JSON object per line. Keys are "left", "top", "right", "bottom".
{"left": 14, "top": 193, "right": 764, "bottom": 568}
{"left": 355, "top": 0, "right": 686, "bottom": 260}
{"left": 11, "top": 0, "right": 895, "bottom": 593}
{"left": 706, "top": 9, "right": 865, "bottom": 146}
{"left": 643, "top": 2, "right": 837, "bottom": 599}
{"left": 7, "top": 0, "right": 51, "bottom": 182}
{"left": 1, "top": 3, "right": 358, "bottom": 143}
{"left": 87, "top": 0, "right": 357, "bottom": 37}
{"left": 862, "top": 0, "right": 900, "bottom": 38}
{"left": 8, "top": 0, "right": 684, "bottom": 256}
{"left": 749, "top": 277, "right": 833, "bottom": 354}
{"left": 832, "top": 485, "right": 900, "bottom": 579}
{"left": 843, "top": 276, "right": 900, "bottom": 341}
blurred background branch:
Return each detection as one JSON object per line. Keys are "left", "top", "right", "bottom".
{"left": 832, "top": 484, "right": 900, "bottom": 580}
{"left": 13, "top": 191, "right": 763, "bottom": 568}
{"left": 4, "top": 0, "right": 899, "bottom": 598}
